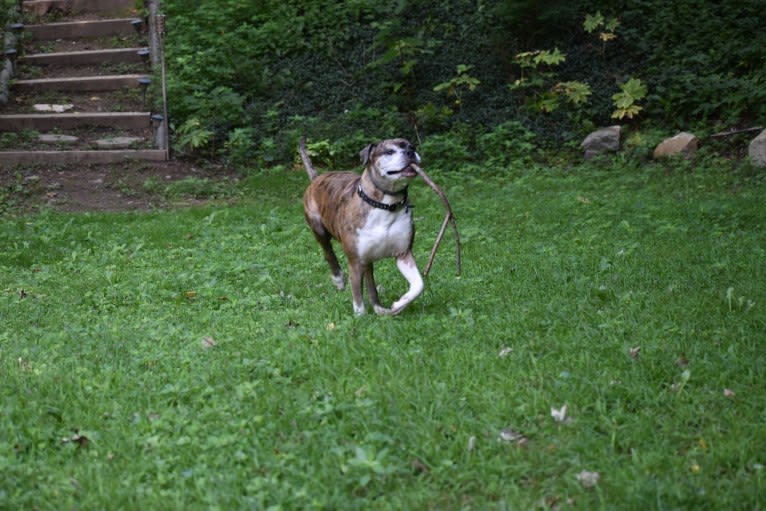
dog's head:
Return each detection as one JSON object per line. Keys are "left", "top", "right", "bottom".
{"left": 360, "top": 138, "right": 420, "bottom": 193}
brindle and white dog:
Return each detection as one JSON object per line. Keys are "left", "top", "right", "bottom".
{"left": 302, "top": 139, "right": 424, "bottom": 315}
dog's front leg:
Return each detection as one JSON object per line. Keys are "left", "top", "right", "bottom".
{"left": 390, "top": 251, "right": 424, "bottom": 314}
{"left": 364, "top": 265, "right": 393, "bottom": 315}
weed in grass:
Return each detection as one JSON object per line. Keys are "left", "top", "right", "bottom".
{"left": 0, "top": 160, "right": 764, "bottom": 509}
{"left": 143, "top": 176, "right": 242, "bottom": 201}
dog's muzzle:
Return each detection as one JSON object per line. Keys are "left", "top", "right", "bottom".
{"left": 387, "top": 163, "right": 419, "bottom": 177}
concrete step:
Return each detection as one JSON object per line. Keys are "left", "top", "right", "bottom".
{"left": 13, "top": 74, "right": 150, "bottom": 92}
{"left": 0, "top": 149, "right": 167, "bottom": 166}
{"left": 21, "top": 48, "right": 149, "bottom": 66}
{"left": 0, "top": 112, "right": 152, "bottom": 131}
{"left": 23, "top": 0, "right": 137, "bottom": 17}
{"left": 26, "top": 18, "right": 142, "bottom": 40}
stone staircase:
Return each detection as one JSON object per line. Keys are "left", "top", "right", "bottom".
{"left": 0, "top": 0, "right": 168, "bottom": 167}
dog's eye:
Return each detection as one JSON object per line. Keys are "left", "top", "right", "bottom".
{"left": 384, "top": 149, "right": 395, "bottom": 155}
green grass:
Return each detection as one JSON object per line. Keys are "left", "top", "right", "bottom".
{"left": 1, "top": 156, "right": 765, "bottom": 509}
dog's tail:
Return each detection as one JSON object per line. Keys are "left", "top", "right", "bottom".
{"left": 298, "top": 137, "right": 319, "bottom": 181}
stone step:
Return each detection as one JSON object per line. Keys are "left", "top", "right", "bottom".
{"left": 23, "top": 0, "right": 137, "bottom": 17}
{"left": 13, "top": 74, "right": 150, "bottom": 92}
{"left": 21, "top": 48, "right": 149, "bottom": 66}
{"left": 25, "top": 18, "right": 142, "bottom": 40}
{"left": 0, "top": 112, "right": 152, "bottom": 131}
{"left": 0, "top": 149, "right": 167, "bottom": 167}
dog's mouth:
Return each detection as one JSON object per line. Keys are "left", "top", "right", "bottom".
{"left": 387, "top": 163, "right": 420, "bottom": 178}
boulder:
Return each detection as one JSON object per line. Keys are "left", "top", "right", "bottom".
{"left": 653, "top": 132, "right": 698, "bottom": 159}
{"left": 580, "top": 125, "right": 621, "bottom": 159}
{"left": 748, "top": 129, "right": 766, "bottom": 167}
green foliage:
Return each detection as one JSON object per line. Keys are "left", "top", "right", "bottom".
{"left": 476, "top": 121, "right": 538, "bottom": 166}
{"left": 584, "top": 11, "right": 619, "bottom": 44}
{"left": 614, "top": 0, "right": 766, "bottom": 124}
{"left": 554, "top": 80, "right": 592, "bottom": 106}
{"left": 612, "top": 78, "right": 648, "bottom": 120}
{"left": 174, "top": 117, "right": 214, "bottom": 156}
{"left": 0, "top": 0, "right": 19, "bottom": 27}
{"left": 159, "top": 0, "right": 766, "bottom": 166}
{"left": 433, "top": 64, "right": 480, "bottom": 108}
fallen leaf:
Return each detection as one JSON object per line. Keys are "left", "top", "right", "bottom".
{"left": 62, "top": 431, "right": 90, "bottom": 448}
{"left": 467, "top": 435, "right": 477, "bottom": 453}
{"left": 201, "top": 336, "right": 216, "bottom": 349}
{"left": 499, "top": 427, "right": 529, "bottom": 446}
{"left": 551, "top": 404, "right": 569, "bottom": 423}
{"left": 411, "top": 458, "right": 430, "bottom": 475}
{"left": 723, "top": 388, "right": 735, "bottom": 398}
{"left": 630, "top": 346, "right": 641, "bottom": 359}
{"left": 498, "top": 346, "right": 513, "bottom": 357}
{"left": 576, "top": 470, "right": 600, "bottom": 488}
{"left": 326, "top": 322, "right": 336, "bottom": 331}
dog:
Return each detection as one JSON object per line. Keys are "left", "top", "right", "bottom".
{"left": 301, "top": 138, "right": 424, "bottom": 315}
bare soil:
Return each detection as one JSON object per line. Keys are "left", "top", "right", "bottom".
{"left": 0, "top": 158, "right": 239, "bottom": 213}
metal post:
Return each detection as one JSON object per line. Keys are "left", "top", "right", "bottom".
{"left": 148, "top": 0, "right": 169, "bottom": 157}
{"left": 157, "top": 13, "right": 170, "bottom": 157}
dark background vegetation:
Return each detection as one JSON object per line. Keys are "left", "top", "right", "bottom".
{"left": 6, "top": 0, "right": 765, "bottom": 167}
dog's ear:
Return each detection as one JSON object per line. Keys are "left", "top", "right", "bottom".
{"left": 359, "top": 144, "right": 377, "bottom": 166}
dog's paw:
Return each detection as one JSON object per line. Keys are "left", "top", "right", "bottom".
{"left": 331, "top": 273, "right": 346, "bottom": 290}
{"left": 390, "top": 299, "right": 409, "bottom": 313}
{"left": 373, "top": 304, "right": 393, "bottom": 315}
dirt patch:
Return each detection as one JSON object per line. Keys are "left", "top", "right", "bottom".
{"left": 0, "top": 158, "right": 239, "bottom": 213}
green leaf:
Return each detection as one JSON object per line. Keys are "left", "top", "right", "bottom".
{"left": 584, "top": 11, "right": 604, "bottom": 33}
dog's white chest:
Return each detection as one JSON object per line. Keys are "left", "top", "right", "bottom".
{"left": 356, "top": 209, "right": 412, "bottom": 262}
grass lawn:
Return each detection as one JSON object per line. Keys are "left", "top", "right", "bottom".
{"left": 1, "top": 155, "right": 765, "bottom": 509}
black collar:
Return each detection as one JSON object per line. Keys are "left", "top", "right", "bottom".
{"left": 357, "top": 184, "right": 409, "bottom": 212}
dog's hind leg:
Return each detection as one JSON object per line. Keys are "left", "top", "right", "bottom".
{"left": 305, "top": 193, "right": 345, "bottom": 290}
{"left": 307, "top": 220, "right": 345, "bottom": 290}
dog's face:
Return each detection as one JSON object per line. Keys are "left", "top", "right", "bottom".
{"left": 360, "top": 138, "right": 421, "bottom": 193}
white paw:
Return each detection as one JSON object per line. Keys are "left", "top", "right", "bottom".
{"left": 332, "top": 273, "right": 345, "bottom": 290}
{"left": 373, "top": 305, "right": 393, "bottom": 315}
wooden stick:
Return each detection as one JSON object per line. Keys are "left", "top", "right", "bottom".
{"left": 412, "top": 164, "right": 461, "bottom": 277}
{"left": 710, "top": 126, "right": 762, "bottom": 138}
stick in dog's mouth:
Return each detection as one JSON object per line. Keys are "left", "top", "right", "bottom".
{"left": 387, "top": 163, "right": 420, "bottom": 176}
{"left": 409, "top": 163, "right": 462, "bottom": 277}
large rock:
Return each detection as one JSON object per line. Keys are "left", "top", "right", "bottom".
{"left": 653, "top": 132, "right": 698, "bottom": 159}
{"left": 580, "top": 126, "right": 621, "bottom": 159}
{"left": 748, "top": 129, "right": 766, "bottom": 167}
